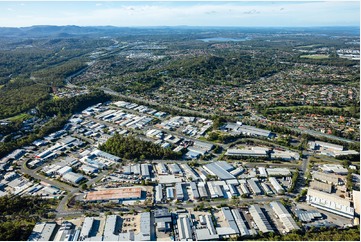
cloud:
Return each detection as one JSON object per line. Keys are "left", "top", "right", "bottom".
{"left": 0, "top": 1, "right": 359, "bottom": 27}
{"left": 243, "top": 9, "right": 260, "bottom": 15}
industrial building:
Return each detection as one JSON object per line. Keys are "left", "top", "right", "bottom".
{"left": 295, "top": 210, "right": 323, "bottom": 223}
{"left": 310, "top": 180, "right": 332, "bottom": 193}
{"left": 313, "top": 171, "right": 339, "bottom": 185}
{"left": 80, "top": 217, "right": 96, "bottom": 240}
{"left": 141, "top": 164, "right": 151, "bottom": 178}
{"left": 308, "top": 141, "right": 344, "bottom": 151}
{"left": 197, "top": 182, "right": 209, "bottom": 198}
{"left": 166, "top": 187, "right": 174, "bottom": 200}
{"left": 225, "top": 147, "right": 269, "bottom": 157}
{"left": 247, "top": 179, "right": 262, "bottom": 195}
{"left": 217, "top": 207, "right": 239, "bottom": 236}
{"left": 177, "top": 215, "right": 193, "bottom": 241}
{"left": 168, "top": 163, "right": 182, "bottom": 174}
{"left": 307, "top": 188, "right": 354, "bottom": 218}
{"left": 203, "top": 162, "right": 235, "bottom": 180}
{"left": 249, "top": 205, "right": 274, "bottom": 233}
{"left": 269, "top": 177, "right": 285, "bottom": 194}
{"left": 27, "top": 222, "right": 57, "bottom": 241}
{"left": 266, "top": 168, "right": 291, "bottom": 177}
{"left": 258, "top": 167, "right": 267, "bottom": 178}
{"left": 175, "top": 183, "right": 184, "bottom": 201}
{"left": 85, "top": 187, "right": 142, "bottom": 202}
{"left": 155, "top": 184, "right": 163, "bottom": 203}
{"left": 154, "top": 209, "right": 172, "bottom": 232}
{"left": 62, "top": 172, "right": 84, "bottom": 184}
{"left": 190, "top": 182, "right": 200, "bottom": 200}
{"left": 181, "top": 164, "right": 200, "bottom": 181}
{"left": 231, "top": 209, "right": 250, "bottom": 237}
{"left": 270, "top": 201, "right": 300, "bottom": 233}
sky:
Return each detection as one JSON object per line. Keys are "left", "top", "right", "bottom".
{"left": 0, "top": 1, "right": 359, "bottom": 27}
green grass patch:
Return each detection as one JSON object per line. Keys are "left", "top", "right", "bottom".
{"left": 8, "top": 113, "right": 33, "bottom": 122}
{"left": 300, "top": 54, "right": 330, "bottom": 59}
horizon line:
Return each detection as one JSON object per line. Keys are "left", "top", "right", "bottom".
{"left": 1, "top": 24, "right": 360, "bottom": 28}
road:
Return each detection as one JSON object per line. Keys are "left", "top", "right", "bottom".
{"left": 101, "top": 87, "right": 212, "bottom": 118}
{"left": 20, "top": 161, "right": 75, "bottom": 192}
{"left": 56, "top": 168, "right": 113, "bottom": 217}
{"left": 289, "top": 127, "right": 357, "bottom": 144}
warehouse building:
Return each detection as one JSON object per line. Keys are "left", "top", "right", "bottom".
{"left": 141, "top": 164, "right": 151, "bottom": 178}
{"left": 239, "top": 181, "right": 251, "bottom": 196}
{"left": 270, "top": 201, "right": 300, "bottom": 233}
{"left": 295, "top": 210, "right": 323, "bottom": 223}
{"left": 247, "top": 179, "right": 262, "bottom": 195}
{"left": 27, "top": 222, "right": 57, "bottom": 241}
{"left": 217, "top": 207, "right": 239, "bottom": 236}
{"left": 197, "top": 182, "right": 209, "bottom": 198}
{"left": 175, "top": 183, "right": 184, "bottom": 201}
{"left": 155, "top": 184, "right": 163, "bottom": 203}
{"left": 154, "top": 209, "right": 172, "bottom": 232}
{"left": 62, "top": 172, "right": 84, "bottom": 185}
{"left": 80, "top": 217, "right": 96, "bottom": 240}
{"left": 85, "top": 187, "right": 143, "bottom": 202}
{"left": 230, "top": 167, "right": 245, "bottom": 177}
{"left": 168, "top": 163, "right": 182, "bottom": 175}
{"left": 195, "top": 214, "right": 219, "bottom": 240}
{"left": 308, "top": 141, "right": 344, "bottom": 151}
{"left": 225, "top": 147, "right": 269, "bottom": 157}
{"left": 190, "top": 182, "right": 200, "bottom": 200}
{"left": 249, "top": 205, "right": 274, "bottom": 233}
{"left": 166, "top": 187, "right": 174, "bottom": 200}
{"left": 181, "top": 164, "right": 200, "bottom": 181}
{"left": 269, "top": 177, "right": 285, "bottom": 194}
{"left": 231, "top": 209, "right": 250, "bottom": 237}
{"left": 177, "top": 215, "right": 193, "bottom": 241}
{"left": 307, "top": 188, "right": 354, "bottom": 218}
{"left": 258, "top": 167, "right": 268, "bottom": 178}
{"left": 313, "top": 172, "right": 339, "bottom": 185}
{"left": 310, "top": 180, "right": 332, "bottom": 193}
{"left": 266, "top": 168, "right": 291, "bottom": 177}
{"left": 203, "top": 162, "right": 235, "bottom": 180}
{"left": 156, "top": 163, "right": 168, "bottom": 175}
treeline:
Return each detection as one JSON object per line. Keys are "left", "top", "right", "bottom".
{"left": 245, "top": 120, "right": 360, "bottom": 151}
{"left": 0, "top": 78, "right": 50, "bottom": 119}
{"left": 113, "top": 74, "right": 163, "bottom": 94}
{"left": 263, "top": 105, "right": 360, "bottom": 118}
{"left": 0, "top": 115, "right": 69, "bottom": 157}
{"left": 0, "top": 195, "right": 57, "bottom": 241}
{"left": 165, "top": 54, "right": 288, "bottom": 84}
{"left": 0, "top": 91, "right": 111, "bottom": 157}
{"left": 32, "top": 59, "right": 87, "bottom": 87}
{"left": 37, "top": 90, "right": 111, "bottom": 116}
{"left": 99, "top": 134, "right": 182, "bottom": 160}
{"left": 251, "top": 226, "right": 360, "bottom": 241}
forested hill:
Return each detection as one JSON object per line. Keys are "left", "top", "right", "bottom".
{"left": 99, "top": 134, "right": 182, "bottom": 160}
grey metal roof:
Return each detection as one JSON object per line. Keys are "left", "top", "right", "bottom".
{"left": 231, "top": 209, "right": 250, "bottom": 237}
{"left": 217, "top": 161, "right": 235, "bottom": 172}
{"left": 190, "top": 182, "right": 200, "bottom": 199}
{"left": 249, "top": 205, "right": 273, "bottom": 233}
{"left": 204, "top": 162, "right": 235, "bottom": 180}
{"left": 247, "top": 179, "right": 262, "bottom": 194}
{"left": 80, "top": 217, "right": 94, "bottom": 239}
{"left": 221, "top": 207, "right": 240, "bottom": 234}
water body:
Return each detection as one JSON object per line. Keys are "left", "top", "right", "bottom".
{"left": 198, "top": 37, "right": 251, "bottom": 42}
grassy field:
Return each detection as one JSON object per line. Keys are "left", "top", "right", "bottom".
{"left": 8, "top": 113, "right": 33, "bottom": 122}
{"left": 300, "top": 54, "right": 330, "bottom": 59}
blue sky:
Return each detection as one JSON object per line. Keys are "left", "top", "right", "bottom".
{"left": 0, "top": 1, "right": 359, "bottom": 27}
